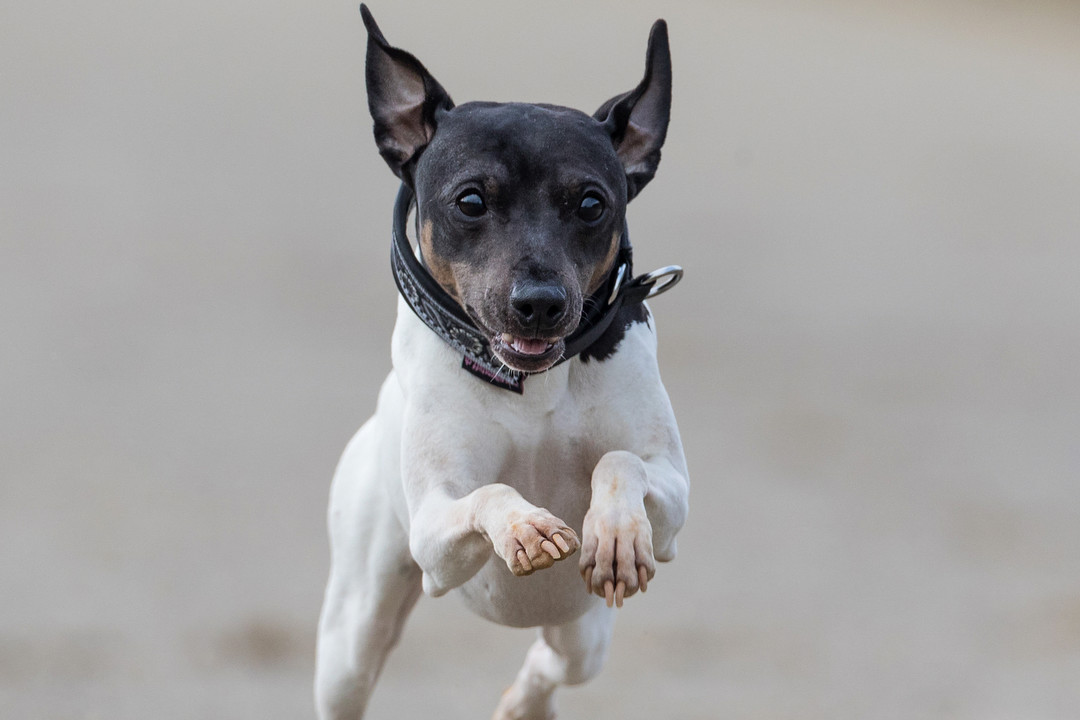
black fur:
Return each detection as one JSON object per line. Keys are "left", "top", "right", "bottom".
{"left": 578, "top": 303, "right": 651, "bottom": 364}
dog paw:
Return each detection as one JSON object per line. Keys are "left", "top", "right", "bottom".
{"left": 491, "top": 508, "right": 580, "bottom": 577}
{"left": 491, "top": 685, "right": 555, "bottom": 720}
{"left": 579, "top": 499, "right": 655, "bottom": 608}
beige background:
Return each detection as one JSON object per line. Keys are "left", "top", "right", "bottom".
{"left": 3, "top": 1, "right": 1079, "bottom": 718}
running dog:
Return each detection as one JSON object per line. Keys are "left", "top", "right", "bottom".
{"left": 316, "top": 7, "right": 690, "bottom": 718}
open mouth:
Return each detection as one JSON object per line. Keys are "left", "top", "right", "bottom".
{"left": 491, "top": 333, "right": 565, "bottom": 373}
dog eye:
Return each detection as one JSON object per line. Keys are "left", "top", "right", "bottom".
{"left": 456, "top": 191, "right": 486, "bottom": 218}
{"left": 577, "top": 192, "right": 604, "bottom": 223}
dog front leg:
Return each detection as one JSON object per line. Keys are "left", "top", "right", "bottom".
{"left": 579, "top": 450, "right": 689, "bottom": 607}
{"left": 408, "top": 483, "right": 581, "bottom": 597}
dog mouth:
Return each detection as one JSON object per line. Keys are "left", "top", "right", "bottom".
{"left": 491, "top": 333, "right": 566, "bottom": 373}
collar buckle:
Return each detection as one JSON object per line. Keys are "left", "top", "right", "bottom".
{"left": 639, "top": 265, "right": 684, "bottom": 299}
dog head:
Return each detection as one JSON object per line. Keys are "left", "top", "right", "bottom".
{"left": 362, "top": 5, "right": 671, "bottom": 373}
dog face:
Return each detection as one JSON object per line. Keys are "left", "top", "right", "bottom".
{"left": 412, "top": 103, "right": 628, "bottom": 373}
{"left": 362, "top": 7, "right": 671, "bottom": 373}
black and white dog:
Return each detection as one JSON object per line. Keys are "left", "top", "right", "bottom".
{"left": 316, "top": 7, "right": 690, "bottom": 718}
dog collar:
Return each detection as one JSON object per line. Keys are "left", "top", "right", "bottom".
{"left": 389, "top": 183, "right": 682, "bottom": 393}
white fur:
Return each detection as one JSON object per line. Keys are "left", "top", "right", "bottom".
{"left": 315, "top": 296, "right": 689, "bottom": 719}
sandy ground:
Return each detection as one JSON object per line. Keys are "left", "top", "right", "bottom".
{"left": 3, "top": 1, "right": 1079, "bottom": 718}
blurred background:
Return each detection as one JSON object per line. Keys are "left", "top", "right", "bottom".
{"left": 3, "top": 1, "right": 1079, "bottom": 718}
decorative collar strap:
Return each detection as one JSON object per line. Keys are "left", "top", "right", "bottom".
{"left": 389, "top": 182, "right": 681, "bottom": 392}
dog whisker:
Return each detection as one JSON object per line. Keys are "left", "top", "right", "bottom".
{"left": 582, "top": 298, "right": 602, "bottom": 316}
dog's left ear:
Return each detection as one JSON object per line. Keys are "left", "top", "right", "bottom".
{"left": 594, "top": 19, "right": 672, "bottom": 201}
{"left": 361, "top": 4, "right": 454, "bottom": 183}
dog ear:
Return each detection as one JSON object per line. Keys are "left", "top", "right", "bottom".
{"left": 361, "top": 4, "right": 454, "bottom": 182}
{"left": 594, "top": 19, "right": 672, "bottom": 201}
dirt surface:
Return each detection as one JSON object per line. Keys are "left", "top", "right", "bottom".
{"left": 3, "top": 1, "right": 1079, "bottom": 718}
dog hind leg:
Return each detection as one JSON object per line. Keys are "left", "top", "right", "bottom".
{"left": 315, "top": 418, "right": 421, "bottom": 720}
{"left": 492, "top": 602, "right": 615, "bottom": 720}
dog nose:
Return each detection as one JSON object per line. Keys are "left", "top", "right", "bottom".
{"left": 510, "top": 283, "right": 567, "bottom": 331}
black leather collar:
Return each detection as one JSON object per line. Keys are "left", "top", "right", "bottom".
{"left": 389, "top": 183, "right": 681, "bottom": 393}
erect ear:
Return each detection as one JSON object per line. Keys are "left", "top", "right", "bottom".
{"left": 361, "top": 4, "right": 454, "bottom": 182}
{"left": 593, "top": 19, "right": 672, "bottom": 201}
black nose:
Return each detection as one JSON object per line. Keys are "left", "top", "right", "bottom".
{"left": 510, "top": 282, "right": 567, "bottom": 332}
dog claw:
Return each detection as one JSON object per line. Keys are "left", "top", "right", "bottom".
{"left": 638, "top": 565, "right": 649, "bottom": 593}
{"left": 515, "top": 549, "right": 532, "bottom": 574}
{"left": 540, "top": 539, "right": 561, "bottom": 560}
{"left": 615, "top": 581, "right": 625, "bottom": 608}
{"left": 604, "top": 580, "right": 614, "bottom": 608}
{"left": 583, "top": 565, "right": 593, "bottom": 591}
{"left": 552, "top": 532, "right": 572, "bottom": 555}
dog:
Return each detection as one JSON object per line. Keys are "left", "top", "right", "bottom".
{"left": 315, "top": 6, "right": 690, "bottom": 719}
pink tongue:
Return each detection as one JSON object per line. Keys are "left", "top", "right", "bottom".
{"left": 511, "top": 337, "right": 551, "bottom": 355}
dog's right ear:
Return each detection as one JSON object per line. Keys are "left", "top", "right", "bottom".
{"left": 361, "top": 4, "right": 454, "bottom": 182}
{"left": 593, "top": 19, "right": 672, "bottom": 202}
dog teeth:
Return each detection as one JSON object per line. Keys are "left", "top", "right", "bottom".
{"left": 498, "top": 333, "right": 555, "bottom": 356}
{"left": 512, "top": 338, "right": 552, "bottom": 355}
